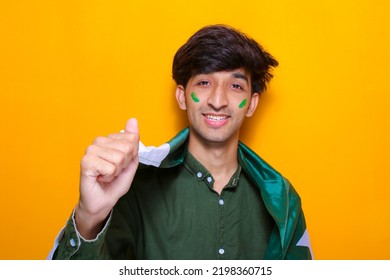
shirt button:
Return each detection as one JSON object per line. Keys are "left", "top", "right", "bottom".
{"left": 218, "top": 248, "right": 225, "bottom": 255}
{"left": 69, "top": 238, "right": 76, "bottom": 247}
{"left": 207, "top": 176, "right": 212, "bottom": 183}
{"left": 219, "top": 199, "right": 224, "bottom": 206}
{"left": 196, "top": 172, "right": 203, "bottom": 178}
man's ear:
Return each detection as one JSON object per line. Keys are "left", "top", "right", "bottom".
{"left": 175, "top": 85, "right": 187, "bottom": 110}
{"left": 246, "top": 93, "right": 259, "bottom": 117}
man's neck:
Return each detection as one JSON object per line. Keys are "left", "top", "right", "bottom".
{"left": 187, "top": 132, "right": 240, "bottom": 194}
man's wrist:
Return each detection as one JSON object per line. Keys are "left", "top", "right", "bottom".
{"left": 74, "top": 203, "right": 111, "bottom": 240}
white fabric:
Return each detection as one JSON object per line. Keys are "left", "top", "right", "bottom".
{"left": 296, "top": 229, "right": 314, "bottom": 258}
{"left": 47, "top": 226, "right": 65, "bottom": 260}
{"left": 138, "top": 141, "right": 170, "bottom": 167}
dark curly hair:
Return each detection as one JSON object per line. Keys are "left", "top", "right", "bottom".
{"left": 172, "top": 24, "right": 279, "bottom": 94}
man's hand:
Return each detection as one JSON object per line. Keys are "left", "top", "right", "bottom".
{"left": 75, "top": 118, "right": 140, "bottom": 239}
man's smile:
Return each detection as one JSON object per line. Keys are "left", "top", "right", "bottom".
{"left": 203, "top": 114, "right": 230, "bottom": 121}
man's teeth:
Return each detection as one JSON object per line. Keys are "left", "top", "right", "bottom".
{"left": 206, "top": 115, "right": 228, "bottom": 121}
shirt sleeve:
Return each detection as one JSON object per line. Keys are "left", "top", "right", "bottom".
{"left": 49, "top": 209, "right": 112, "bottom": 260}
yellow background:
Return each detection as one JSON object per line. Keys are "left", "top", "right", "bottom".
{"left": 1, "top": 0, "right": 389, "bottom": 259}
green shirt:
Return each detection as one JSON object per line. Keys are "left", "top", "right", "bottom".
{"left": 54, "top": 152, "right": 273, "bottom": 259}
{"left": 51, "top": 128, "right": 312, "bottom": 260}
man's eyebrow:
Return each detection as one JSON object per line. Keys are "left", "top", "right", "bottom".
{"left": 232, "top": 72, "right": 249, "bottom": 82}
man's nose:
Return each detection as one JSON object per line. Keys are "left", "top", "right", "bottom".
{"left": 207, "top": 86, "right": 228, "bottom": 109}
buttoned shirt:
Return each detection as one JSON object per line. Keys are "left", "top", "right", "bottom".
{"left": 53, "top": 152, "right": 274, "bottom": 259}
{"left": 50, "top": 128, "right": 312, "bottom": 260}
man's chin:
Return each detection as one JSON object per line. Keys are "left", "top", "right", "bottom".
{"left": 190, "top": 128, "right": 238, "bottom": 146}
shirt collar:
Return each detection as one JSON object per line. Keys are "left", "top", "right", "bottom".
{"left": 184, "top": 151, "right": 242, "bottom": 189}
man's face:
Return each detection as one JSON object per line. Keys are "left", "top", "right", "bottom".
{"left": 176, "top": 69, "right": 259, "bottom": 145}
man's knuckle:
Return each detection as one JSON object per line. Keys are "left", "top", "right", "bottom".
{"left": 80, "top": 154, "right": 93, "bottom": 169}
{"left": 93, "top": 136, "right": 106, "bottom": 145}
{"left": 108, "top": 164, "right": 117, "bottom": 175}
{"left": 121, "top": 143, "right": 133, "bottom": 155}
{"left": 115, "top": 151, "right": 126, "bottom": 164}
{"left": 85, "top": 145, "right": 96, "bottom": 155}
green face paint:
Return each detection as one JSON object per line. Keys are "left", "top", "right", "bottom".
{"left": 191, "top": 92, "right": 200, "bottom": 103}
{"left": 239, "top": 98, "right": 247, "bottom": 108}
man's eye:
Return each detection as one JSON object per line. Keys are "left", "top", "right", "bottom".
{"left": 198, "top": 81, "right": 210, "bottom": 86}
{"left": 232, "top": 84, "right": 243, "bottom": 90}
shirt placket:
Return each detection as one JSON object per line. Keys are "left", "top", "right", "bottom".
{"left": 217, "top": 193, "right": 226, "bottom": 259}
{"left": 196, "top": 170, "right": 226, "bottom": 258}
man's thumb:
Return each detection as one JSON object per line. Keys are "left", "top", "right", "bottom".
{"left": 125, "top": 118, "right": 139, "bottom": 134}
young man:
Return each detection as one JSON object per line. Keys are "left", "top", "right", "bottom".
{"left": 49, "top": 24, "right": 312, "bottom": 259}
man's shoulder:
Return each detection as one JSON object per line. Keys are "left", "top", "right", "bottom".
{"left": 238, "top": 141, "right": 301, "bottom": 202}
{"left": 238, "top": 141, "right": 283, "bottom": 180}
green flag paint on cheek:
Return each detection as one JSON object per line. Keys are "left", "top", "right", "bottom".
{"left": 239, "top": 98, "right": 247, "bottom": 109}
{"left": 191, "top": 92, "right": 200, "bottom": 103}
